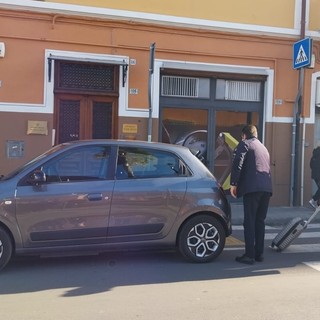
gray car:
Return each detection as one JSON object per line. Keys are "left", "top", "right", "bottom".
{"left": 0, "top": 140, "right": 231, "bottom": 270}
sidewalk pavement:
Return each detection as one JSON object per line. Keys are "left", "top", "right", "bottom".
{"left": 231, "top": 203, "right": 320, "bottom": 226}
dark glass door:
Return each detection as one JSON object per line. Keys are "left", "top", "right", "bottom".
{"left": 160, "top": 107, "right": 260, "bottom": 190}
{"left": 214, "top": 111, "right": 260, "bottom": 189}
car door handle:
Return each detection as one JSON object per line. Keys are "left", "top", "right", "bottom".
{"left": 87, "top": 193, "right": 103, "bottom": 201}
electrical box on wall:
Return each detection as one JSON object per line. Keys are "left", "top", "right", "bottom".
{"left": 0, "top": 42, "right": 5, "bottom": 58}
{"left": 6, "top": 140, "right": 24, "bottom": 158}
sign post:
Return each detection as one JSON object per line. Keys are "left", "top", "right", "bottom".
{"left": 291, "top": 37, "right": 312, "bottom": 205}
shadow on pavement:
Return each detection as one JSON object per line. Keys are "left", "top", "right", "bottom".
{"left": 0, "top": 247, "right": 309, "bottom": 297}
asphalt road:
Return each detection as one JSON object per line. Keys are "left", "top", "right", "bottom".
{"left": 1, "top": 223, "right": 319, "bottom": 320}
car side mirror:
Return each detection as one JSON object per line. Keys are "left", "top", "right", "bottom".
{"left": 27, "top": 170, "right": 47, "bottom": 185}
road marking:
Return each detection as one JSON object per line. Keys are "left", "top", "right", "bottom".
{"left": 271, "top": 224, "right": 320, "bottom": 230}
{"left": 306, "top": 223, "right": 320, "bottom": 229}
{"left": 233, "top": 224, "right": 320, "bottom": 230}
{"left": 265, "top": 231, "right": 320, "bottom": 240}
{"left": 230, "top": 225, "right": 320, "bottom": 253}
{"left": 233, "top": 225, "right": 278, "bottom": 230}
{"left": 225, "top": 244, "right": 320, "bottom": 253}
{"left": 224, "top": 247, "right": 243, "bottom": 251}
{"left": 226, "top": 236, "right": 244, "bottom": 246}
{"left": 303, "top": 261, "right": 320, "bottom": 271}
{"left": 281, "top": 244, "right": 320, "bottom": 253}
{"left": 232, "top": 226, "right": 243, "bottom": 230}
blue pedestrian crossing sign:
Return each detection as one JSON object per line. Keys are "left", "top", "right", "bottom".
{"left": 293, "top": 37, "right": 312, "bottom": 69}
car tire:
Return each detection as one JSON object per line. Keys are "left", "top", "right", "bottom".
{"left": 0, "top": 227, "right": 13, "bottom": 271}
{"left": 178, "top": 215, "right": 226, "bottom": 263}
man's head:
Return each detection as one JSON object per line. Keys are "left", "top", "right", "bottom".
{"left": 241, "top": 125, "right": 258, "bottom": 140}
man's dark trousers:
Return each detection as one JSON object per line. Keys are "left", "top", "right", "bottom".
{"left": 243, "top": 191, "right": 271, "bottom": 259}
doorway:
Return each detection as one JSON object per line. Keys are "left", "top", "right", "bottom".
{"left": 159, "top": 75, "right": 264, "bottom": 189}
{"left": 54, "top": 94, "right": 118, "bottom": 144}
{"left": 53, "top": 60, "right": 119, "bottom": 144}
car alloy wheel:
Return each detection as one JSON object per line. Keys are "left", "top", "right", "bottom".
{"left": 0, "top": 239, "right": 3, "bottom": 258}
{"left": 0, "top": 227, "right": 13, "bottom": 271}
{"left": 187, "top": 222, "right": 220, "bottom": 257}
{"left": 178, "top": 215, "right": 226, "bottom": 263}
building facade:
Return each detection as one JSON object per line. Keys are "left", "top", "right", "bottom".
{"left": 0, "top": 0, "right": 320, "bottom": 205}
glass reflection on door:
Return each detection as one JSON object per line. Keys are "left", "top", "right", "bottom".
{"left": 161, "top": 107, "right": 208, "bottom": 162}
{"left": 214, "top": 111, "right": 259, "bottom": 190}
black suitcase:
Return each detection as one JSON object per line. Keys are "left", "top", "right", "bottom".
{"left": 271, "top": 206, "right": 320, "bottom": 251}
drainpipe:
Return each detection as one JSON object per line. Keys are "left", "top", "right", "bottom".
{"left": 290, "top": 0, "right": 306, "bottom": 206}
{"left": 290, "top": 88, "right": 301, "bottom": 206}
{"left": 147, "top": 43, "right": 156, "bottom": 142}
{"left": 301, "top": 117, "right": 306, "bottom": 205}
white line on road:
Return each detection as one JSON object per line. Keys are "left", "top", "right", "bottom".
{"left": 281, "top": 244, "right": 320, "bottom": 253}
{"left": 232, "top": 224, "right": 320, "bottom": 231}
{"left": 233, "top": 225, "right": 280, "bottom": 230}
{"left": 303, "top": 261, "right": 320, "bottom": 271}
{"left": 225, "top": 244, "right": 320, "bottom": 254}
{"left": 224, "top": 247, "right": 243, "bottom": 251}
{"left": 265, "top": 232, "right": 320, "bottom": 240}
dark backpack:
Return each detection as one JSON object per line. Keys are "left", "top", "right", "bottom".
{"left": 310, "top": 147, "right": 320, "bottom": 180}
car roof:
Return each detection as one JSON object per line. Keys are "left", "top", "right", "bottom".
{"left": 61, "top": 139, "right": 190, "bottom": 153}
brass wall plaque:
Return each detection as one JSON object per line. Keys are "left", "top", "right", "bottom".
{"left": 122, "top": 124, "right": 138, "bottom": 134}
{"left": 27, "top": 120, "right": 48, "bottom": 135}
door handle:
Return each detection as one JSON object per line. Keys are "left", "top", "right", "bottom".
{"left": 87, "top": 193, "right": 103, "bottom": 201}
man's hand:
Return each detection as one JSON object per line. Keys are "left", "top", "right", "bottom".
{"left": 230, "top": 185, "right": 237, "bottom": 198}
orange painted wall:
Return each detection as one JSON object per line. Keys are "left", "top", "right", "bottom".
{"left": 0, "top": 9, "right": 303, "bottom": 115}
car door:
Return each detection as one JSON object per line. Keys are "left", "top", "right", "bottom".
{"left": 108, "top": 146, "right": 188, "bottom": 242}
{"left": 15, "top": 145, "right": 115, "bottom": 247}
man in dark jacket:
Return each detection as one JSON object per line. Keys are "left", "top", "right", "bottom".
{"left": 309, "top": 146, "right": 320, "bottom": 208}
{"left": 230, "top": 125, "right": 272, "bottom": 265}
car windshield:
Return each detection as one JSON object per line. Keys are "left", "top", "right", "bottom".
{"left": 1, "top": 144, "right": 67, "bottom": 180}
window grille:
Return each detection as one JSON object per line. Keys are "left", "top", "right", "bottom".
{"left": 57, "top": 62, "right": 115, "bottom": 92}
{"left": 162, "top": 76, "right": 199, "bottom": 97}
{"left": 217, "top": 80, "right": 261, "bottom": 101}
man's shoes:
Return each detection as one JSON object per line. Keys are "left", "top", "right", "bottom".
{"left": 255, "top": 255, "right": 264, "bottom": 262}
{"left": 235, "top": 254, "right": 255, "bottom": 265}
{"left": 309, "top": 198, "right": 318, "bottom": 209}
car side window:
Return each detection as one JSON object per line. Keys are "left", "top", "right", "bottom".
{"left": 41, "top": 146, "right": 111, "bottom": 182}
{"left": 116, "top": 147, "right": 188, "bottom": 180}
